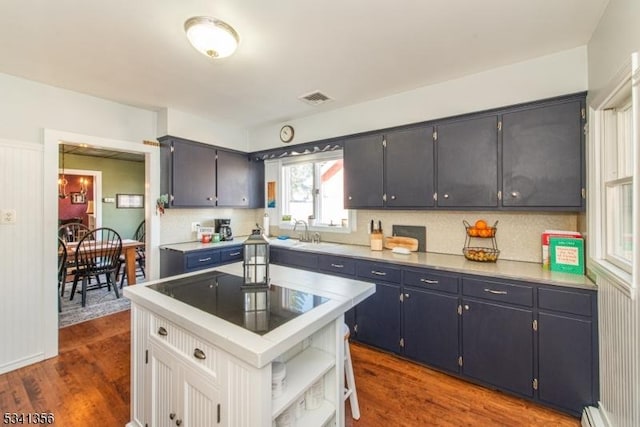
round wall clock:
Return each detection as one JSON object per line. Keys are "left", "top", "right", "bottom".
{"left": 280, "top": 125, "right": 295, "bottom": 143}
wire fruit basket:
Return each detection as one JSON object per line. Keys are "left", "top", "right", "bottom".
{"left": 463, "top": 220, "right": 500, "bottom": 262}
{"left": 463, "top": 247, "right": 500, "bottom": 262}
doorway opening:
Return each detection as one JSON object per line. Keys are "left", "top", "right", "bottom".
{"left": 44, "top": 129, "right": 160, "bottom": 359}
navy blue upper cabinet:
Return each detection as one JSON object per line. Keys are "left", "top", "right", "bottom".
{"left": 159, "top": 136, "right": 263, "bottom": 209}
{"left": 217, "top": 149, "right": 264, "bottom": 208}
{"left": 344, "top": 127, "right": 435, "bottom": 209}
{"left": 340, "top": 93, "right": 585, "bottom": 211}
{"left": 501, "top": 98, "right": 584, "bottom": 209}
{"left": 343, "top": 133, "right": 384, "bottom": 208}
{"left": 385, "top": 126, "right": 435, "bottom": 208}
{"left": 436, "top": 115, "right": 499, "bottom": 207}
{"left": 164, "top": 137, "right": 217, "bottom": 207}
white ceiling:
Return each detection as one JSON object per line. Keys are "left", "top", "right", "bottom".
{"left": 0, "top": 1, "right": 609, "bottom": 130}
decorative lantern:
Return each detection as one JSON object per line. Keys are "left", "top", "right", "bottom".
{"left": 242, "top": 287, "right": 269, "bottom": 332}
{"left": 243, "top": 229, "right": 270, "bottom": 287}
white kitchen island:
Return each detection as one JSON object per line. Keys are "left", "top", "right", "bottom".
{"left": 123, "top": 263, "right": 375, "bottom": 427}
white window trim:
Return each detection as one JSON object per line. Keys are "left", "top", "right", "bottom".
{"left": 265, "top": 152, "right": 357, "bottom": 235}
{"left": 587, "top": 52, "right": 639, "bottom": 299}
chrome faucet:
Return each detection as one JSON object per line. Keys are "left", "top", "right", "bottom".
{"left": 293, "top": 219, "right": 310, "bottom": 242}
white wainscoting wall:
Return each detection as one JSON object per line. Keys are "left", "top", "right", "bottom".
{"left": 0, "top": 139, "right": 51, "bottom": 374}
{"left": 594, "top": 270, "right": 640, "bottom": 427}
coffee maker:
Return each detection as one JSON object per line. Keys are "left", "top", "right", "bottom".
{"left": 215, "top": 219, "right": 233, "bottom": 241}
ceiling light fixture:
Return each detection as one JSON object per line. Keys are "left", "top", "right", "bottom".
{"left": 184, "top": 16, "right": 239, "bottom": 59}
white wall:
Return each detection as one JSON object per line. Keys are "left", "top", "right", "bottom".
{"left": 0, "top": 73, "right": 156, "bottom": 145}
{"left": 0, "top": 72, "right": 160, "bottom": 373}
{"left": 248, "top": 46, "right": 588, "bottom": 151}
{"left": 587, "top": 0, "right": 640, "bottom": 426}
{"left": 587, "top": 0, "right": 640, "bottom": 104}
{"left": 159, "top": 107, "right": 249, "bottom": 151}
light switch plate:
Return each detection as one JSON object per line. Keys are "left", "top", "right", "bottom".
{"left": 1, "top": 209, "right": 17, "bottom": 224}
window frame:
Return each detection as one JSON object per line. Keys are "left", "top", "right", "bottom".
{"left": 267, "top": 150, "right": 356, "bottom": 234}
{"left": 587, "top": 52, "right": 639, "bottom": 296}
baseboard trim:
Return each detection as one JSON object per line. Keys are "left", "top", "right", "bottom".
{"left": 582, "top": 406, "right": 609, "bottom": 427}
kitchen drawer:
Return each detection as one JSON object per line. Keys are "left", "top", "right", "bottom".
{"left": 284, "top": 250, "right": 318, "bottom": 270}
{"left": 185, "top": 249, "right": 221, "bottom": 271}
{"left": 220, "top": 245, "right": 243, "bottom": 263}
{"left": 538, "top": 287, "right": 593, "bottom": 317}
{"left": 404, "top": 269, "right": 459, "bottom": 294}
{"left": 463, "top": 277, "right": 533, "bottom": 307}
{"left": 357, "top": 261, "right": 401, "bottom": 283}
{"left": 317, "top": 254, "right": 356, "bottom": 276}
{"left": 149, "top": 313, "right": 221, "bottom": 381}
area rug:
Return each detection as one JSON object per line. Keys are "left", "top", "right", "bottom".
{"left": 59, "top": 284, "right": 132, "bottom": 328}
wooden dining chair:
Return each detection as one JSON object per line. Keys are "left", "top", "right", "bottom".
{"left": 57, "top": 237, "right": 67, "bottom": 313}
{"left": 70, "top": 227, "right": 123, "bottom": 307}
{"left": 58, "top": 222, "right": 91, "bottom": 244}
{"left": 119, "top": 220, "right": 146, "bottom": 287}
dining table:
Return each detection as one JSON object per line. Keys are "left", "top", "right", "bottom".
{"left": 65, "top": 239, "right": 145, "bottom": 285}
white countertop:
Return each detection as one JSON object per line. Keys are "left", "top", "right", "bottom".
{"left": 160, "top": 236, "right": 596, "bottom": 290}
{"left": 160, "top": 239, "right": 246, "bottom": 252}
{"left": 123, "top": 263, "right": 375, "bottom": 368}
{"left": 268, "top": 238, "right": 596, "bottom": 291}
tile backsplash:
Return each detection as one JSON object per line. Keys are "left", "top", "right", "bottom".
{"left": 162, "top": 208, "right": 578, "bottom": 264}
{"left": 271, "top": 210, "right": 578, "bottom": 263}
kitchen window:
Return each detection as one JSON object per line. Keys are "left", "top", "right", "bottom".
{"left": 280, "top": 151, "right": 349, "bottom": 228}
{"left": 266, "top": 150, "right": 354, "bottom": 232}
{"left": 589, "top": 52, "right": 639, "bottom": 288}
{"left": 603, "top": 100, "right": 633, "bottom": 270}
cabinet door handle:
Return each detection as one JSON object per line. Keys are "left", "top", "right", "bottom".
{"left": 484, "top": 288, "right": 507, "bottom": 295}
{"left": 158, "top": 326, "right": 168, "bottom": 336}
{"left": 229, "top": 252, "right": 241, "bottom": 256}
{"left": 331, "top": 263, "right": 344, "bottom": 268}
{"left": 348, "top": 196, "right": 353, "bottom": 200}
{"left": 371, "top": 270, "right": 387, "bottom": 276}
{"left": 420, "top": 278, "right": 439, "bottom": 284}
{"left": 193, "top": 348, "right": 207, "bottom": 360}
{"left": 443, "top": 193, "right": 450, "bottom": 199}
{"left": 169, "top": 413, "right": 176, "bottom": 420}
{"left": 198, "top": 257, "right": 212, "bottom": 263}
{"left": 206, "top": 197, "right": 214, "bottom": 201}
{"left": 510, "top": 192, "right": 518, "bottom": 198}
{"left": 176, "top": 419, "right": 182, "bottom": 426}
{"left": 404, "top": 293, "right": 410, "bottom": 299}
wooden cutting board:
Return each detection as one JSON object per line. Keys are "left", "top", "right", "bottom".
{"left": 392, "top": 225, "right": 426, "bottom": 252}
{"left": 383, "top": 236, "right": 419, "bottom": 251}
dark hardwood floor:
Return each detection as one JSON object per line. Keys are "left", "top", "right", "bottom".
{"left": 0, "top": 310, "right": 579, "bottom": 426}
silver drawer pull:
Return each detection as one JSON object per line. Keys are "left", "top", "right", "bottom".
{"left": 484, "top": 288, "right": 507, "bottom": 295}
{"left": 331, "top": 263, "right": 344, "bottom": 268}
{"left": 198, "top": 257, "right": 212, "bottom": 262}
{"left": 420, "top": 279, "right": 439, "bottom": 284}
{"left": 371, "top": 270, "right": 387, "bottom": 276}
{"left": 193, "top": 348, "right": 207, "bottom": 360}
{"left": 158, "top": 326, "right": 168, "bottom": 336}
{"left": 229, "top": 252, "right": 241, "bottom": 256}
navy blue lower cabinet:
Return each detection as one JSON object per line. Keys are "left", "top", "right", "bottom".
{"left": 538, "top": 312, "right": 595, "bottom": 415}
{"left": 354, "top": 281, "right": 401, "bottom": 354}
{"left": 461, "top": 299, "right": 534, "bottom": 397}
{"left": 403, "top": 287, "right": 460, "bottom": 373}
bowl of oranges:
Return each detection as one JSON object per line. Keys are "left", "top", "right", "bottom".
{"left": 464, "top": 219, "right": 498, "bottom": 238}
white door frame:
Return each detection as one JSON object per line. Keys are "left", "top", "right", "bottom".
{"left": 44, "top": 129, "right": 160, "bottom": 358}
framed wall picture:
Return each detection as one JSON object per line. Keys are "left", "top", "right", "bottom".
{"left": 71, "top": 192, "right": 86, "bottom": 204}
{"left": 116, "top": 194, "right": 144, "bottom": 209}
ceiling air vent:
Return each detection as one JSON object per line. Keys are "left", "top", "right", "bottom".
{"left": 299, "top": 90, "right": 332, "bottom": 106}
